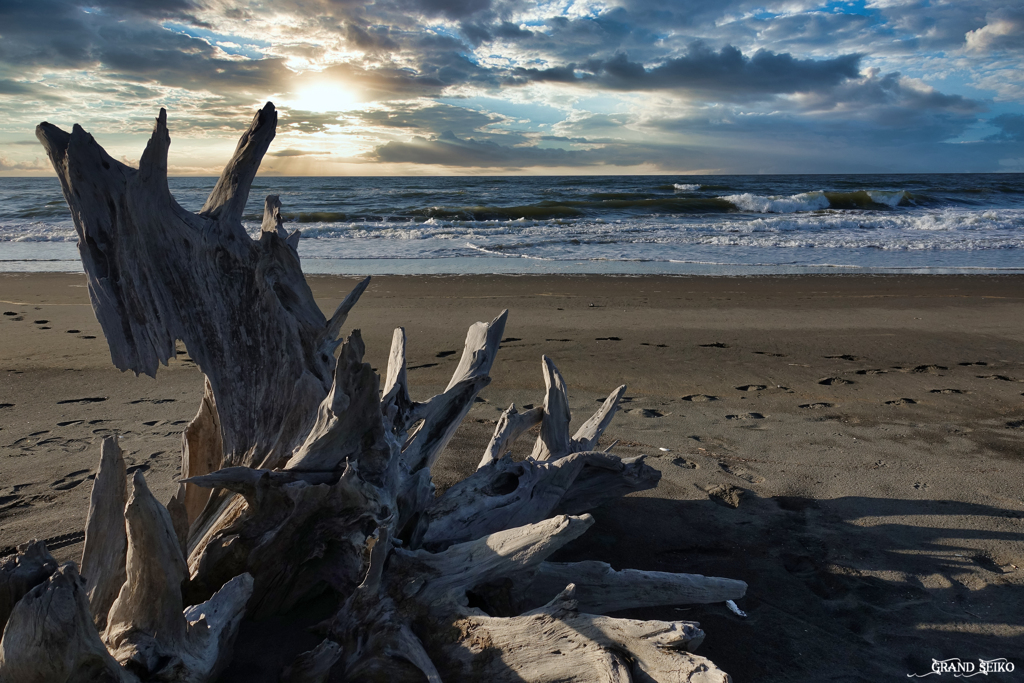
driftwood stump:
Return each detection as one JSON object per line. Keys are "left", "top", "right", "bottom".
{"left": 0, "top": 104, "right": 746, "bottom": 682}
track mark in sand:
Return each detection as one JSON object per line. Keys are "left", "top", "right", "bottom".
{"left": 57, "top": 397, "right": 107, "bottom": 405}
{"left": 702, "top": 483, "right": 744, "bottom": 508}
{"left": 913, "top": 481, "right": 929, "bottom": 490}
{"left": 818, "top": 377, "right": 853, "bottom": 386}
{"left": 719, "top": 461, "right": 765, "bottom": 484}
{"left": 408, "top": 363, "right": 438, "bottom": 370}
{"left": 66, "top": 329, "right": 80, "bottom": 334}
{"left": 682, "top": 394, "right": 718, "bottom": 402}
{"left": 128, "top": 398, "right": 176, "bottom": 404}
{"left": 0, "top": 403, "right": 13, "bottom": 409}
{"left": 501, "top": 337, "right": 521, "bottom": 343}
{"left": 44, "top": 531, "right": 85, "bottom": 551}
{"left": 930, "top": 389, "right": 968, "bottom": 395}
{"left": 546, "top": 338, "right": 572, "bottom": 342}
{"left": 977, "top": 374, "right": 1018, "bottom": 382}
{"left": 725, "top": 413, "right": 765, "bottom": 420}
{"left": 825, "top": 354, "right": 861, "bottom": 361}
{"left": 753, "top": 351, "right": 786, "bottom": 357}
{"left": 856, "top": 369, "right": 887, "bottom": 375}
{"left": 959, "top": 361, "right": 987, "bottom": 366}
{"left": 51, "top": 470, "right": 91, "bottom": 491}
{"left": 87, "top": 419, "right": 107, "bottom": 424}
{"left": 885, "top": 398, "right": 917, "bottom": 405}
{"left": 700, "top": 342, "right": 729, "bottom": 348}
{"left": 799, "top": 402, "right": 833, "bottom": 409}
{"left": 126, "top": 463, "right": 150, "bottom": 475}
{"left": 57, "top": 420, "right": 83, "bottom": 427}
{"left": 735, "top": 384, "right": 766, "bottom": 392}
{"left": 3, "top": 311, "right": 17, "bottom": 316}
{"left": 81, "top": 335, "right": 96, "bottom": 339}
{"left": 595, "top": 336, "right": 621, "bottom": 341}
{"left": 435, "top": 350, "right": 457, "bottom": 358}
{"left": 626, "top": 408, "right": 667, "bottom": 418}
{"left": 33, "top": 320, "right": 49, "bottom": 325}
{"left": 912, "top": 364, "right": 947, "bottom": 374}
{"left": 142, "top": 420, "right": 164, "bottom": 426}
{"left": 671, "top": 458, "right": 698, "bottom": 469}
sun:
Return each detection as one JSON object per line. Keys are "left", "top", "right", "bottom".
{"left": 288, "top": 82, "right": 359, "bottom": 113}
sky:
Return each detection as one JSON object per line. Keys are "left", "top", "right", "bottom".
{"left": 0, "top": 0, "right": 1022, "bottom": 175}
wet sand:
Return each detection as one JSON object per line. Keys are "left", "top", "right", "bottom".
{"left": 2, "top": 272, "right": 1023, "bottom": 681}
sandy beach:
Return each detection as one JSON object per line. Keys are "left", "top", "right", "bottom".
{"left": 2, "top": 272, "right": 1023, "bottom": 681}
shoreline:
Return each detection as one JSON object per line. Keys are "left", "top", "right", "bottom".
{"left": 2, "top": 271, "right": 1023, "bottom": 680}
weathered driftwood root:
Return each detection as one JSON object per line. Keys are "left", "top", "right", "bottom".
{"left": 0, "top": 104, "right": 748, "bottom": 682}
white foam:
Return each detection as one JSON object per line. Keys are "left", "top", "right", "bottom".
{"left": 867, "top": 190, "right": 907, "bottom": 208}
{"left": 722, "top": 191, "right": 830, "bottom": 213}
{"left": 673, "top": 183, "right": 701, "bottom": 191}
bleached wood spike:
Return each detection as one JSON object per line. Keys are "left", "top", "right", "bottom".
{"left": 262, "top": 194, "right": 288, "bottom": 237}
{"left": 395, "top": 514, "right": 594, "bottom": 612}
{"left": 571, "top": 384, "right": 627, "bottom": 452}
{"left": 0, "top": 564, "right": 136, "bottom": 683}
{"left": 200, "top": 102, "right": 277, "bottom": 223}
{"left": 181, "top": 377, "right": 223, "bottom": 527}
{"left": 80, "top": 435, "right": 128, "bottom": 631}
{"left": 446, "top": 310, "right": 507, "bottom": 391}
{"left": 530, "top": 356, "right": 572, "bottom": 461}
{"left": 478, "top": 403, "right": 544, "bottom": 469}
{"left": 326, "top": 277, "right": 371, "bottom": 341}
{"left": 104, "top": 470, "right": 191, "bottom": 671}
{"left": 514, "top": 560, "right": 747, "bottom": 614}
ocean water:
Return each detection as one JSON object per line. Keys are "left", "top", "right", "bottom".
{"left": 1, "top": 174, "right": 1023, "bottom": 275}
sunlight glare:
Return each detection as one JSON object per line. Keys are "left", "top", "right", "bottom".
{"left": 289, "top": 82, "right": 359, "bottom": 113}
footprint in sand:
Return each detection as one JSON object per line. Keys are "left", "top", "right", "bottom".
{"left": 51, "top": 469, "right": 91, "bottom": 491}
{"left": 825, "top": 354, "right": 861, "bottom": 361}
{"left": 1006, "top": 420, "right": 1024, "bottom": 429}
{"left": 735, "top": 384, "right": 766, "bottom": 392}
{"left": 34, "top": 320, "right": 49, "bottom": 325}
{"left": 0, "top": 403, "right": 13, "bottom": 410}
{"left": 3, "top": 312, "right": 18, "bottom": 317}
{"left": 66, "top": 329, "right": 80, "bottom": 334}
{"left": 682, "top": 394, "right": 718, "bottom": 402}
{"left": 671, "top": 457, "right": 698, "bottom": 469}
{"left": 57, "top": 397, "right": 107, "bottom": 405}
{"left": 546, "top": 338, "right": 572, "bottom": 342}
{"left": 56, "top": 420, "right": 83, "bottom": 426}
{"left": 930, "top": 389, "right": 969, "bottom": 395}
{"left": 408, "top": 363, "right": 438, "bottom": 370}
{"left": 501, "top": 337, "right": 522, "bottom": 343}
{"left": 818, "top": 377, "right": 853, "bottom": 386}
{"left": 753, "top": 351, "right": 786, "bottom": 357}
{"left": 856, "top": 369, "right": 887, "bottom": 375}
{"left": 702, "top": 483, "right": 744, "bottom": 508}
{"left": 912, "top": 365, "right": 947, "bottom": 374}
{"left": 885, "top": 398, "right": 917, "bottom": 405}
{"left": 595, "top": 337, "right": 621, "bottom": 341}
{"left": 700, "top": 342, "right": 730, "bottom": 348}
{"left": 959, "top": 361, "right": 987, "bottom": 366}
{"left": 128, "top": 398, "right": 176, "bottom": 404}
{"left": 725, "top": 413, "right": 765, "bottom": 420}
{"left": 977, "top": 374, "right": 1017, "bottom": 382}
{"left": 719, "top": 461, "right": 765, "bottom": 484}
{"left": 626, "top": 408, "right": 667, "bottom": 418}
{"left": 799, "top": 402, "right": 834, "bottom": 409}
{"left": 435, "top": 350, "right": 457, "bottom": 358}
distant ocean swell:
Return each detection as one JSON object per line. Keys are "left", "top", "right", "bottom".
{"left": 2, "top": 174, "right": 1022, "bottom": 273}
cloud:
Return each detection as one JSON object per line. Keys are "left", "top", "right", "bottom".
{"left": 508, "top": 43, "right": 861, "bottom": 100}
{"left": 987, "top": 113, "right": 1024, "bottom": 141}
{"left": 965, "top": 8, "right": 1024, "bottom": 52}
{"left": 0, "top": 154, "right": 48, "bottom": 171}
{"left": 269, "top": 148, "right": 332, "bottom": 156}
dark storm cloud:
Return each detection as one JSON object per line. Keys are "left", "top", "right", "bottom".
{"left": 988, "top": 114, "right": 1024, "bottom": 141}
{"left": 508, "top": 43, "right": 861, "bottom": 99}
{"left": 371, "top": 130, "right": 643, "bottom": 167}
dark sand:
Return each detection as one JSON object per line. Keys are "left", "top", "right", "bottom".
{"left": 2, "top": 272, "right": 1023, "bottom": 681}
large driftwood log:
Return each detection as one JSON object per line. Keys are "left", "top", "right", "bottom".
{"left": 0, "top": 105, "right": 748, "bottom": 682}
